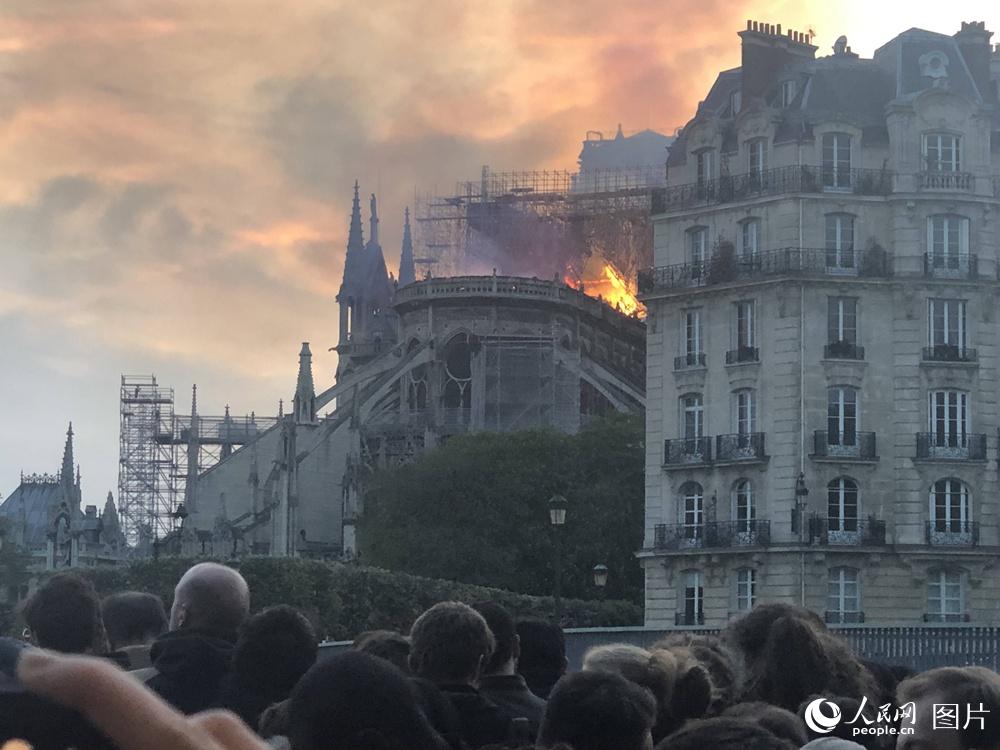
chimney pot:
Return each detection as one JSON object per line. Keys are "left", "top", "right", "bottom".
{"left": 777, "top": 24, "right": 782, "bottom": 36}
{"left": 747, "top": 19, "right": 753, "bottom": 30}
{"left": 752, "top": 21, "right": 758, "bottom": 32}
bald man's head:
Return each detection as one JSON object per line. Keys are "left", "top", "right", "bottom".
{"left": 169, "top": 563, "right": 250, "bottom": 636}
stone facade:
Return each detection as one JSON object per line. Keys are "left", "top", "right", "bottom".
{"left": 640, "top": 21, "right": 1000, "bottom": 627}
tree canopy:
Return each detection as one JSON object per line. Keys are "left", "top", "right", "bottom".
{"left": 359, "top": 413, "right": 645, "bottom": 604}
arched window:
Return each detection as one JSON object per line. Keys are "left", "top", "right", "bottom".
{"left": 927, "top": 214, "right": 969, "bottom": 270}
{"left": 733, "top": 389, "right": 756, "bottom": 435}
{"left": 927, "top": 568, "right": 966, "bottom": 622}
{"left": 680, "top": 393, "right": 704, "bottom": 440}
{"left": 740, "top": 219, "right": 760, "bottom": 262}
{"left": 680, "top": 482, "right": 704, "bottom": 546}
{"left": 734, "top": 568, "right": 756, "bottom": 612}
{"left": 827, "top": 477, "right": 859, "bottom": 540}
{"left": 929, "top": 478, "right": 972, "bottom": 541}
{"left": 747, "top": 138, "right": 767, "bottom": 178}
{"left": 827, "top": 566, "right": 861, "bottom": 623}
{"left": 827, "top": 386, "right": 859, "bottom": 448}
{"left": 442, "top": 334, "right": 473, "bottom": 410}
{"left": 681, "top": 569, "right": 704, "bottom": 625}
{"left": 822, "top": 133, "right": 853, "bottom": 189}
{"left": 825, "top": 213, "right": 856, "bottom": 271}
{"left": 732, "top": 479, "right": 754, "bottom": 534}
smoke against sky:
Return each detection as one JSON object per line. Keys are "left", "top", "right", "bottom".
{"left": 0, "top": 0, "right": 994, "bottom": 500}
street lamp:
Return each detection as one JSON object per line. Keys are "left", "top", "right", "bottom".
{"left": 548, "top": 494, "right": 568, "bottom": 621}
{"left": 794, "top": 472, "right": 809, "bottom": 538}
{"left": 592, "top": 563, "right": 609, "bottom": 598}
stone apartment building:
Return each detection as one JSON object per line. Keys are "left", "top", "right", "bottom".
{"left": 639, "top": 21, "right": 1000, "bottom": 627}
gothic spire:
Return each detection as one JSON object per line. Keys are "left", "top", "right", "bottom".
{"left": 398, "top": 207, "right": 416, "bottom": 287}
{"left": 294, "top": 342, "right": 317, "bottom": 424}
{"left": 60, "top": 422, "right": 75, "bottom": 487}
{"left": 369, "top": 193, "right": 379, "bottom": 247}
{"left": 347, "top": 180, "right": 364, "bottom": 254}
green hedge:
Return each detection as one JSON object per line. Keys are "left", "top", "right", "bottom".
{"left": 67, "top": 557, "right": 641, "bottom": 640}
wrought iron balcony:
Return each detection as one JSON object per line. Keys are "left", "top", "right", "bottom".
{"left": 809, "top": 515, "right": 887, "bottom": 546}
{"left": 921, "top": 345, "right": 978, "bottom": 363}
{"left": 825, "top": 611, "right": 866, "bottom": 624}
{"left": 918, "top": 171, "right": 974, "bottom": 191}
{"left": 812, "top": 431, "right": 878, "bottom": 461}
{"left": 663, "top": 437, "right": 712, "bottom": 466}
{"left": 650, "top": 165, "right": 894, "bottom": 213}
{"left": 674, "top": 352, "right": 707, "bottom": 370}
{"left": 725, "top": 346, "right": 759, "bottom": 364}
{"left": 638, "top": 246, "right": 893, "bottom": 294}
{"left": 926, "top": 521, "right": 979, "bottom": 547}
{"left": 924, "top": 253, "right": 977, "bottom": 279}
{"left": 916, "top": 433, "right": 987, "bottom": 461}
{"left": 675, "top": 611, "right": 705, "bottom": 626}
{"left": 652, "top": 520, "right": 771, "bottom": 551}
{"left": 923, "top": 613, "right": 971, "bottom": 623}
{"left": 715, "top": 432, "right": 766, "bottom": 462}
{"left": 823, "top": 341, "right": 865, "bottom": 360}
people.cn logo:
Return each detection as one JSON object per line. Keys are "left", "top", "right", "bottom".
{"left": 804, "top": 698, "right": 843, "bottom": 734}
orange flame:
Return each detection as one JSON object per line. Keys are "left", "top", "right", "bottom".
{"left": 565, "top": 257, "right": 645, "bottom": 318}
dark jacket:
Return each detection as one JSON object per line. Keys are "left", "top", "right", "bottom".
{"left": 437, "top": 683, "right": 514, "bottom": 749}
{"left": 0, "top": 692, "right": 115, "bottom": 750}
{"left": 479, "top": 673, "right": 546, "bottom": 736}
{"left": 145, "top": 629, "right": 235, "bottom": 714}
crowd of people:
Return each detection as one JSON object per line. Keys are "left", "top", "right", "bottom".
{"left": 2, "top": 563, "right": 1000, "bottom": 750}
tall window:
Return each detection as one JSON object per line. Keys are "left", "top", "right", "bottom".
{"left": 442, "top": 334, "right": 473, "bottom": 410}
{"left": 740, "top": 219, "right": 760, "bottom": 262}
{"left": 929, "top": 391, "right": 969, "bottom": 448}
{"left": 696, "top": 150, "right": 715, "bottom": 189}
{"left": 822, "top": 133, "right": 852, "bottom": 189}
{"left": 825, "top": 213, "right": 855, "bottom": 270}
{"left": 780, "top": 80, "right": 796, "bottom": 108}
{"left": 827, "top": 387, "right": 859, "bottom": 447}
{"left": 681, "top": 484, "right": 704, "bottom": 543}
{"left": 924, "top": 133, "right": 961, "bottom": 172}
{"left": 735, "top": 568, "right": 756, "bottom": 611}
{"left": 734, "top": 389, "right": 756, "bottom": 435}
{"left": 681, "top": 394, "right": 704, "bottom": 440}
{"left": 927, "top": 569, "right": 964, "bottom": 621}
{"left": 827, "top": 297, "right": 857, "bottom": 347}
{"left": 684, "top": 309, "right": 702, "bottom": 360}
{"left": 930, "top": 478, "right": 970, "bottom": 533}
{"left": 928, "top": 299, "right": 967, "bottom": 352}
{"left": 735, "top": 300, "right": 755, "bottom": 350}
{"left": 927, "top": 215, "right": 969, "bottom": 268}
{"left": 733, "top": 479, "right": 755, "bottom": 533}
{"left": 827, "top": 567, "right": 861, "bottom": 620}
{"left": 683, "top": 570, "right": 704, "bottom": 623}
{"left": 747, "top": 139, "right": 767, "bottom": 177}
{"left": 689, "top": 227, "right": 708, "bottom": 267}
{"left": 828, "top": 477, "right": 859, "bottom": 534}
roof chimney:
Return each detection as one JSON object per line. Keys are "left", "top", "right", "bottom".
{"left": 954, "top": 21, "right": 994, "bottom": 99}
{"left": 738, "top": 21, "right": 817, "bottom": 102}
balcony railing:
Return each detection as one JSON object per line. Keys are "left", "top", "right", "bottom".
{"left": 918, "top": 171, "right": 974, "bottom": 191}
{"left": 715, "top": 432, "right": 767, "bottom": 462}
{"left": 638, "top": 246, "right": 893, "bottom": 294}
{"left": 825, "top": 611, "right": 866, "bottom": 624}
{"left": 823, "top": 341, "right": 865, "bottom": 360}
{"left": 650, "top": 165, "right": 894, "bottom": 213}
{"left": 812, "top": 431, "right": 878, "bottom": 461}
{"left": 653, "top": 520, "right": 771, "bottom": 551}
{"left": 675, "top": 612, "right": 706, "bottom": 626}
{"left": 926, "top": 521, "right": 979, "bottom": 546}
{"left": 921, "top": 345, "right": 978, "bottom": 363}
{"left": 916, "top": 433, "right": 987, "bottom": 461}
{"left": 923, "top": 613, "right": 971, "bottom": 623}
{"left": 924, "top": 253, "right": 977, "bottom": 279}
{"left": 664, "top": 437, "right": 712, "bottom": 466}
{"left": 674, "top": 352, "right": 707, "bottom": 370}
{"left": 725, "top": 346, "right": 759, "bottom": 364}
{"left": 809, "top": 514, "right": 887, "bottom": 546}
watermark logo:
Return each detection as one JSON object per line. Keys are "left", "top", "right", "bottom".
{"left": 804, "top": 698, "right": 842, "bottom": 734}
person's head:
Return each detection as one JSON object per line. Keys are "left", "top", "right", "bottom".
{"left": 515, "top": 619, "right": 567, "bottom": 698}
{"left": 654, "top": 717, "right": 797, "bottom": 750}
{"left": 474, "top": 602, "right": 519, "bottom": 675}
{"left": 723, "top": 702, "right": 808, "bottom": 747}
{"left": 896, "top": 666, "right": 1000, "bottom": 750}
{"left": 353, "top": 630, "right": 411, "bottom": 674}
{"left": 168, "top": 562, "right": 250, "bottom": 636}
{"left": 22, "top": 573, "right": 106, "bottom": 654}
{"left": 538, "top": 670, "right": 657, "bottom": 750}
{"left": 583, "top": 643, "right": 712, "bottom": 741}
{"left": 654, "top": 634, "right": 739, "bottom": 714}
{"left": 232, "top": 605, "right": 317, "bottom": 700}
{"left": 288, "top": 650, "right": 447, "bottom": 750}
{"left": 101, "top": 592, "right": 168, "bottom": 650}
{"left": 409, "top": 602, "right": 495, "bottom": 686}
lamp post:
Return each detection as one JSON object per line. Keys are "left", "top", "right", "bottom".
{"left": 592, "top": 563, "right": 608, "bottom": 601}
{"left": 548, "top": 494, "right": 568, "bottom": 621}
{"left": 794, "top": 472, "right": 809, "bottom": 541}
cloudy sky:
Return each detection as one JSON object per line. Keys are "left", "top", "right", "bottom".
{"left": 0, "top": 0, "right": 994, "bottom": 503}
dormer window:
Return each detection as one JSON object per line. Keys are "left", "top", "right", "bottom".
{"left": 780, "top": 80, "right": 796, "bottom": 108}
{"left": 924, "top": 133, "right": 961, "bottom": 172}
